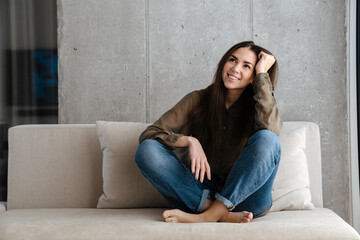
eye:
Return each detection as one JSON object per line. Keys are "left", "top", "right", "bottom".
{"left": 244, "top": 64, "right": 251, "bottom": 69}
{"left": 228, "top": 57, "right": 236, "bottom": 63}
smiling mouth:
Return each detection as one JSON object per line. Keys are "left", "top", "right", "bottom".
{"left": 228, "top": 73, "right": 240, "bottom": 81}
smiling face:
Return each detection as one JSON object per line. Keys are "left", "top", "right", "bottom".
{"left": 222, "top": 47, "right": 257, "bottom": 94}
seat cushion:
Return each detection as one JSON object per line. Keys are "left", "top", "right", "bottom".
{"left": 0, "top": 208, "right": 359, "bottom": 240}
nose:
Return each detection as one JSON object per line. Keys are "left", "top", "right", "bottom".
{"left": 231, "top": 63, "right": 242, "bottom": 74}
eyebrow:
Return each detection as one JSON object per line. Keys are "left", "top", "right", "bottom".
{"left": 230, "top": 55, "right": 254, "bottom": 66}
{"left": 244, "top": 61, "right": 254, "bottom": 66}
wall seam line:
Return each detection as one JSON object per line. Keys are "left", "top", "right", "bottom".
{"left": 145, "top": 0, "right": 150, "bottom": 123}
{"left": 251, "top": 0, "right": 253, "bottom": 40}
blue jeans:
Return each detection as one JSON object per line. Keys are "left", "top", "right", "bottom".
{"left": 135, "top": 129, "right": 281, "bottom": 217}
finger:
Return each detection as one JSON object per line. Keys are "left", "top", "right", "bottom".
{"left": 200, "top": 162, "right": 205, "bottom": 183}
{"left": 191, "top": 157, "right": 195, "bottom": 174}
{"left": 258, "top": 51, "right": 265, "bottom": 59}
{"left": 205, "top": 162, "right": 211, "bottom": 180}
{"left": 195, "top": 159, "right": 200, "bottom": 180}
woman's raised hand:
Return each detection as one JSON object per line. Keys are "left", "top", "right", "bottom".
{"left": 255, "top": 51, "right": 276, "bottom": 74}
{"left": 188, "top": 137, "right": 211, "bottom": 183}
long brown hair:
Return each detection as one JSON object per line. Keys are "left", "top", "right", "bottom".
{"left": 191, "top": 41, "right": 279, "bottom": 154}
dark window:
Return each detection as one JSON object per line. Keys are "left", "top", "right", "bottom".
{"left": 0, "top": 0, "right": 57, "bottom": 201}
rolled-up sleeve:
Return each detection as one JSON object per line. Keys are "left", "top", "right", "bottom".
{"left": 139, "top": 91, "right": 201, "bottom": 146}
{"left": 252, "top": 73, "right": 282, "bottom": 135}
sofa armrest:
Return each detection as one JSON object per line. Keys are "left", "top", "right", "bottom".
{"left": 0, "top": 202, "right": 7, "bottom": 212}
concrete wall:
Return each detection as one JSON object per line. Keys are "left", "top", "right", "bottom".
{"left": 58, "top": 0, "right": 350, "bottom": 222}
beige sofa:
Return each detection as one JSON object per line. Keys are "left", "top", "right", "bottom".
{"left": 0, "top": 121, "right": 359, "bottom": 240}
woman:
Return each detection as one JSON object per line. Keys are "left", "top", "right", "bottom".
{"left": 135, "top": 41, "right": 282, "bottom": 223}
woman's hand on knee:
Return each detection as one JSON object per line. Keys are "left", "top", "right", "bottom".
{"left": 188, "top": 137, "right": 211, "bottom": 183}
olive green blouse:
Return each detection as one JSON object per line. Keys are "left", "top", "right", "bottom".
{"left": 139, "top": 73, "right": 282, "bottom": 183}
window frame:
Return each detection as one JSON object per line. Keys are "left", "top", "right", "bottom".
{"left": 348, "top": 0, "right": 360, "bottom": 232}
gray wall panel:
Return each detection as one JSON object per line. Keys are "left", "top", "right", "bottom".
{"left": 149, "top": 0, "right": 252, "bottom": 122}
{"left": 252, "top": 0, "right": 348, "bottom": 221}
{"left": 58, "top": 0, "right": 146, "bottom": 123}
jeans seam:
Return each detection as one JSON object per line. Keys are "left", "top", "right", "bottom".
{"left": 215, "top": 193, "right": 235, "bottom": 211}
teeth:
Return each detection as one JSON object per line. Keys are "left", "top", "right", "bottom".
{"left": 229, "top": 75, "right": 238, "bottom": 80}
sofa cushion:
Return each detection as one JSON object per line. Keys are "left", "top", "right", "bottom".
{"left": 0, "top": 208, "right": 359, "bottom": 240}
{"left": 96, "top": 121, "right": 168, "bottom": 208}
{"left": 7, "top": 125, "right": 104, "bottom": 209}
{"left": 271, "top": 126, "right": 314, "bottom": 211}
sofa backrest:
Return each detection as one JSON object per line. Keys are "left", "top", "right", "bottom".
{"left": 7, "top": 121, "right": 323, "bottom": 209}
{"left": 7, "top": 125, "right": 103, "bottom": 209}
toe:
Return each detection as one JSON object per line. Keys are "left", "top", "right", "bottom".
{"left": 246, "top": 213, "right": 253, "bottom": 223}
{"left": 163, "top": 210, "right": 169, "bottom": 219}
{"left": 165, "top": 217, "right": 177, "bottom": 223}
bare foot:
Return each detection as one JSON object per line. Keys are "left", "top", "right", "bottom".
{"left": 219, "top": 211, "right": 253, "bottom": 223}
{"left": 163, "top": 209, "right": 204, "bottom": 223}
{"left": 163, "top": 201, "right": 246, "bottom": 223}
